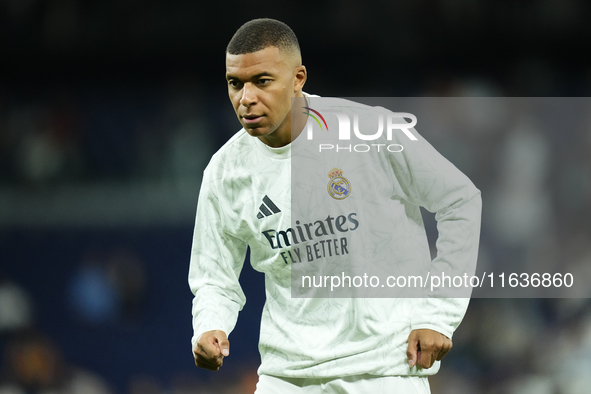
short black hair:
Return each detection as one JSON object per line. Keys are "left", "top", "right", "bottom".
{"left": 227, "top": 18, "right": 300, "bottom": 56}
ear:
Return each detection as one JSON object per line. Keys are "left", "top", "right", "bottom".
{"left": 294, "top": 65, "right": 307, "bottom": 93}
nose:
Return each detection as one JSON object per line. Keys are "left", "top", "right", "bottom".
{"left": 240, "top": 82, "right": 257, "bottom": 107}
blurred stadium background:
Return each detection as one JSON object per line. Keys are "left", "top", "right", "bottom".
{"left": 1, "top": 1, "right": 590, "bottom": 393}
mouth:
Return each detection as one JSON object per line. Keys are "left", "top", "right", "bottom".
{"left": 242, "top": 114, "right": 264, "bottom": 124}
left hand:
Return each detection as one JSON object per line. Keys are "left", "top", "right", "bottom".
{"left": 406, "top": 329, "right": 453, "bottom": 369}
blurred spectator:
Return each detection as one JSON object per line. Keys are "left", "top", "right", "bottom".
{"left": 66, "top": 246, "right": 147, "bottom": 326}
{"left": 5, "top": 93, "right": 84, "bottom": 187}
{"left": 17, "top": 128, "right": 67, "bottom": 185}
{"left": 490, "top": 112, "right": 552, "bottom": 249}
{"left": 162, "top": 76, "right": 216, "bottom": 183}
{"left": 0, "top": 276, "right": 34, "bottom": 334}
{"left": 0, "top": 329, "right": 113, "bottom": 394}
{"left": 128, "top": 374, "right": 163, "bottom": 394}
{"left": 67, "top": 248, "right": 119, "bottom": 325}
{"left": 106, "top": 248, "right": 147, "bottom": 325}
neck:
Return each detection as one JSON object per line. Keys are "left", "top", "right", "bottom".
{"left": 289, "top": 94, "right": 308, "bottom": 144}
{"left": 259, "top": 93, "right": 308, "bottom": 148}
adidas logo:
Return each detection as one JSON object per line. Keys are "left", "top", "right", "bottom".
{"left": 257, "top": 195, "right": 281, "bottom": 219}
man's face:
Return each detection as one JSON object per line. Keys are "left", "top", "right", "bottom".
{"left": 226, "top": 46, "right": 306, "bottom": 147}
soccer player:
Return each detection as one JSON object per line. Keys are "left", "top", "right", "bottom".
{"left": 189, "top": 18, "right": 481, "bottom": 393}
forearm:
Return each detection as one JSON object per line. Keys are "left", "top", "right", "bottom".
{"left": 191, "top": 286, "right": 242, "bottom": 347}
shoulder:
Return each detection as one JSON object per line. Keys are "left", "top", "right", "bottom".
{"left": 205, "top": 128, "right": 253, "bottom": 171}
{"left": 199, "top": 128, "right": 257, "bottom": 189}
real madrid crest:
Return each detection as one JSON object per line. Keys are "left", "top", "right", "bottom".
{"left": 327, "top": 168, "right": 351, "bottom": 200}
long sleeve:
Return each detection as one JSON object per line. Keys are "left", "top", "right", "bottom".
{"left": 387, "top": 124, "right": 482, "bottom": 339}
{"left": 188, "top": 167, "right": 248, "bottom": 347}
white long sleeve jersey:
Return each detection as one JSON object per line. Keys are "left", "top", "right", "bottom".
{"left": 189, "top": 96, "right": 482, "bottom": 378}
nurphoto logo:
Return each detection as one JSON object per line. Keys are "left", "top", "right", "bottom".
{"left": 302, "top": 107, "right": 418, "bottom": 153}
{"left": 302, "top": 107, "right": 329, "bottom": 131}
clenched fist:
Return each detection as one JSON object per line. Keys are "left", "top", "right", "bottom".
{"left": 193, "top": 330, "right": 230, "bottom": 371}
{"left": 406, "top": 329, "right": 453, "bottom": 369}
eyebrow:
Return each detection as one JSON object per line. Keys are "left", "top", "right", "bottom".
{"left": 226, "top": 72, "right": 273, "bottom": 81}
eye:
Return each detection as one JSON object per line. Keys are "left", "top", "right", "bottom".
{"left": 228, "top": 80, "right": 242, "bottom": 89}
{"left": 258, "top": 78, "right": 272, "bottom": 85}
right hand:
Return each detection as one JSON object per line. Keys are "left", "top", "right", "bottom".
{"left": 193, "top": 330, "right": 230, "bottom": 371}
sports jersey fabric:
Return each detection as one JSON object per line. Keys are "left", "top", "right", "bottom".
{"left": 189, "top": 93, "right": 482, "bottom": 378}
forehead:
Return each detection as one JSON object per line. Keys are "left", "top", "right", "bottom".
{"left": 225, "top": 46, "right": 290, "bottom": 78}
